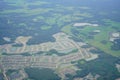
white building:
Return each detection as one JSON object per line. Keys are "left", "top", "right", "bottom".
{"left": 110, "top": 32, "right": 120, "bottom": 42}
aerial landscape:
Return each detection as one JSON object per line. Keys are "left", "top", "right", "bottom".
{"left": 0, "top": 0, "right": 120, "bottom": 80}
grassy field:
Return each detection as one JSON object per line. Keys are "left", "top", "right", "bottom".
{"left": 61, "top": 20, "right": 120, "bottom": 57}
{"left": 40, "top": 26, "right": 52, "bottom": 30}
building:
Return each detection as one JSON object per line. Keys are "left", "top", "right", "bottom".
{"left": 109, "top": 32, "right": 120, "bottom": 42}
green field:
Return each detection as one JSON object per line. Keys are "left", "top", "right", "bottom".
{"left": 61, "top": 19, "right": 120, "bottom": 57}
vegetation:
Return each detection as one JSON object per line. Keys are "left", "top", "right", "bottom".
{"left": 25, "top": 68, "right": 61, "bottom": 80}
{"left": 40, "top": 26, "right": 52, "bottom": 30}
{"left": 61, "top": 20, "right": 120, "bottom": 56}
{"left": 46, "top": 49, "right": 67, "bottom": 56}
{"left": 68, "top": 53, "right": 120, "bottom": 80}
{"left": 12, "top": 43, "right": 23, "bottom": 47}
{"left": 0, "top": 73, "right": 4, "bottom": 80}
{"left": 61, "top": 24, "right": 73, "bottom": 35}
{"left": 111, "top": 38, "right": 120, "bottom": 50}
{"left": 6, "top": 69, "right": 18, "bottom": 76}
{"left": 81, "top": 56, "right": 119, "bottom": 79}
{"left": 62, "top": 15, "right": 120, "bottom": 57}
{"left": 21, "top": 53, "right": 31, "bottom": 56}
{"left": 1, "top": 0, "right": 120, "bottom": 80}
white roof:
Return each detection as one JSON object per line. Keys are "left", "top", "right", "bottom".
{"left": 112, "top": 33, "right": 120, "bottom": 37}
{"left": 73, "top": 23, "right": 99, "bottom": 27}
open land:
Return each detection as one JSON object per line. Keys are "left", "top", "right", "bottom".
{"left": 0, "top": 0, "right": 120, "bottom": 80}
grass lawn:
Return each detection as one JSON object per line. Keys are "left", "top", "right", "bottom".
{"left": 61, "top": 24, "right": 73, "bottom": 35}
{"left": 88, "top": 26, "right": 120, "bottom": 57}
